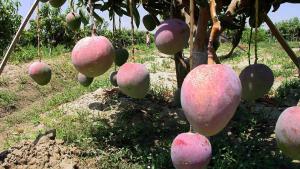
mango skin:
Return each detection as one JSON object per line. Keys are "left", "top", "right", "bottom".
{"left": 143, "top": 14, "right": 156, "bottom": 31}
{"left": 77, "top": 73, "right": 93, "bottom": 87}
{"left": 115, "top": 48, "right": 129, "bottom": 67}
{"left": 275, "top": 106, "right": 300, "bottom": 160}
{"left": 239, "top": 64, "right": 274, "bottom": 101}
{"left": 110, "top": 71, "right": 118, "bottom": 87}
{"left": 181, "top": 64, "right": 242, "bottom": 136}
{"left": 28, "top": 61, "right": 52, "bottom": 86}
{"left": 171, "top": 132, "right": 212, "bottom": 169}
{"left": 49, "top": 0, "right": 66, "bottom": 8}
{"left": 66, "top": 12, "right": 81, "bottom": 31}
{"left": 155, "top": 19, "right": 189, "bottom": 55}
{"left": 71, "top": 36, "right": 115, "bottom": 77}
{"left": 116, "top": 63, "right": 150, "bottom": 99}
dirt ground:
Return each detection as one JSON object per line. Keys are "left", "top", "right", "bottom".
{"left": 0, "top": 130, "right": 97, "bottom": 169}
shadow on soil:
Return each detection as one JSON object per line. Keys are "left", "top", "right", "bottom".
{"left": 86, "top": 92, "right": 189, "bottom": 168}
{"left": 81, "top": 79, "right": 300, "bottom": 168}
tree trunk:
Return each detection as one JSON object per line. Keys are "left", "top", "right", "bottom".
{"left": 190, "top": 7, "right": 210, "bottom": 69}
{"left": 173, "top": 1, "right": 189, "bottom": 89}
{"left": 175, "top": 51, "right": 189, "bottom": 89}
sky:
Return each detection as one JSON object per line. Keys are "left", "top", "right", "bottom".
{"left": 18, "top": 0, "right": 300, "bottom": 31}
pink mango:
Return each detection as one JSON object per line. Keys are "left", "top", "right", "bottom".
{"left": 171, "top": 132, "right": 212, "bottom": 169}
{"left": 117, "top": 63, "right": 150, "bottom": 99}
{"left": 71, "top": 36, "right": 115, "bottom": 77}
{"left": 155, "top": 19, "right": 189, "bottom": 55}
{"left": 181, "top": 64, "right": 242, "bottom": 136}
{"left": 275, "top": 106, "right": 300, "bottom": 160}
{"left": 66, "top": 12, "right": 81, "bottom": 31}
{"left": 28, "top": 61, "right": 52, "bottom": 86}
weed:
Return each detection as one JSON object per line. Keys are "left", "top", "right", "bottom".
{"left": 19, "top": 75, "right": 28, "bottom": 85}
{"left": 161, "top": 59, "right": 172, "bottom": 70}
{"left": 0, "top": 90, "right": 17, "bottom": 107}
{"left": 274, "top": 78, "right": 300, "bottom": 106}
{"left": 147, "top": 84, "right": 173, "bottom": 103}
{"left": 0, "top": 76, "right": 9, "bottom": 86}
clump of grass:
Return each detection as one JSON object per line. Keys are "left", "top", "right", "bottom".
{"left": 0, "top": 76, "right": 9, "bottom": 86}
{"left": 97, "top": 147, "right": 144, "bottom": 169}
{"left": 150, "top": 63, "right": 158, "bottom": 73}
{"left": 42, "top": 110, "right": 97, "bottom": 147}
{"left": 0, "top": 90, "right": 17, "bottom": 107}
{"left": 161, "top": 59, "right": 172, "bottom": 70}
{"left": 134, "top": 44, "right": 156, "bottom": 64}
{"left": 147, "top": 84, "right": 173, "bottom": 103}
{"left": 274, "top": 78, "right": 300, "bottom": 106}
{"left": 135, "top": 55, "right": 155, "bottom": 64}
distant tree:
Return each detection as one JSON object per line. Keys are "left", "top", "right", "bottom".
{"left": 241, "top": 27, "right": 270, "bottom": 43}
{"left": 19, "top": 4, "right": 77, "bottom": 48}
{"left": 19, "top": 3, "right": 109, "bottom": 49}
{"left": 275, "top": 17, "right": 300, "bottom": 41}
{"left": 0, "top": 0, "right": 22, "bottom": 57}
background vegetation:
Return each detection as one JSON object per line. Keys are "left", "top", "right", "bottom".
{"left": 0, "top": 0, "right": 21, "bottom": 56}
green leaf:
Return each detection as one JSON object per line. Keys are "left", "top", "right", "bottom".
{"left": 93, "top": 12, "right": 103, "bottom": 25}
{"left": 94, "top": 4, "right": 102, "bottom": 10}
{"left": 132, "top": 5, "right": 140, "bottom": 28}
{"left": 126, "top": 0, "right": 140, "bottom": 28}
{"left": 101, "top": 2, "right": 110, "bottom": 11}
{"left": 79, "top": 7, "right": 89, "bottom": 25}
{"left": 114, "top": 7, "right": 127, "bottom": 16}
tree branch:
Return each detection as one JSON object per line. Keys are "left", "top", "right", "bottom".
{"left": 208, "top": 0, "right": 221, "bottom": 64}
{"left": 190, "top": 7, "right": 210, "bottom": 69}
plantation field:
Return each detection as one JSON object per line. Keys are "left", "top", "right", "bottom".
{"left": 0, "top": 41, "right": 300, "bottom": 168}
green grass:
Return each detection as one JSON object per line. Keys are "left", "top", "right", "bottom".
{"left": 0, "top": 50, "right": 112, "bottom": 149}
{"left": 274, "top": 78, "right": 300, "bottom": 106}
{"left": 0, "top": 76, "right": 9, "bottom": 86}
{"left": 218, "top": 43, "right": 246, "bottom": 63}
{"left": 288, "top": 41, "right": 300, "bottom": 48}
{"left": 134, "top": 44, "right": 156, "bottom": 64}
{"left": 10, "top": 45, "right": 69, "bottom": 64}
{"left": 3, "top": 73, "right": 110, "bottom": 127}
{"left": 0, "top": 90, "right": 17, "bottom": 107}
{"left": 1, "top": 74, "right": 110, "bottom": 150}
{"left": 42, "top": 109, "right": 94, "bottom": 147}
{"left": 207, "top": 103, "right": 292, "bottom": 169}
{"left": 220, "top": 41, "right": 298, "bottom": 79}
{"left": 161, "top": 59, "right": 172, "bottom": 70}
{"left": 148, "top": 84, "right": 173, "bottom": 103}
